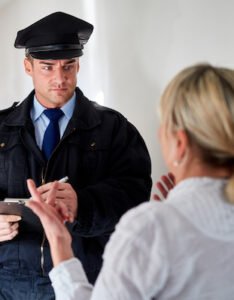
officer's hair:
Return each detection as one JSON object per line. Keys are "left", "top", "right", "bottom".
{"left": 25, "top": 52, "right": 34, "bottom": 64}
{"left": 159, "top": 63, "right": 234, "bottom": 204}
{"left": 24, "top": 53, "right": 79, "bottom": 64}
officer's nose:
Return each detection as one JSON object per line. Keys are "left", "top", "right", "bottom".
{"left": 54, "top": 68, "right": 67, "bottom": 85}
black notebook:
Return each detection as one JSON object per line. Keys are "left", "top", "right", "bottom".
{"left": 0, "top": 199, "right": 43, "bottom": 232}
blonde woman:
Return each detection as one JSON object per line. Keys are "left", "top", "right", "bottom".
{"left": 27, "top": 64, "right": 234, "bottom": 299}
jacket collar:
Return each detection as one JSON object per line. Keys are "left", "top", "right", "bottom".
{"left": 3, "top": 90, "right": 34, "bottom": 127}
{"left": 69, "top": 87, "right": 102, "bottom": 130}
{"left": 3, "top": 87, "right": 102, "bottom": 130}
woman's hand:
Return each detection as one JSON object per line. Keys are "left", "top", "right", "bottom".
{"left": 153, "top": 173, "right": 175, "bottom": 201}
{"left": 26, "top": 179, "right": 74, "bottom": 266}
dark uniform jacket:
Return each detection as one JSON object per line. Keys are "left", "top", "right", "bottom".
{"left": 0, "top": 87, "right": 152, "bottom": 283}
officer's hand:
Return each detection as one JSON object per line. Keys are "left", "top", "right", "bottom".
{"left": 37, "top": 182, "right": 77, "bottom": 220}
{"left": 153, "top": 173, "right": 175, "bottom": 201}
{"left": 0, "top": 215, "right": 21, "bottom": 242}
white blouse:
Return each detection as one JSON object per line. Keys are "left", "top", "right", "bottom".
{"left": 50, "top": 177, "right": 234, "bottom": 299}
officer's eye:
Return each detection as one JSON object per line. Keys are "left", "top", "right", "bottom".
{"left": 63, "top": 65, "right": 73, "bottom": 71}
{"left": 42, "top": 65, "right": 53, "bottom": 71}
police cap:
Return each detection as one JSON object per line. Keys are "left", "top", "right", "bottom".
{"left": 14, "top": 11, "right": 94, "bottom": 59}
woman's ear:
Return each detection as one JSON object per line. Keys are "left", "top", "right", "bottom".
{"left": 24, "top": 58, "right": 33, "bottom": 76}
{"left": 175, "top": 130, "right": 189, "bottom": 162}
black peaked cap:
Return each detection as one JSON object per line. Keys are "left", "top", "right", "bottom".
{"left": 14, "top": 11, "right": 94, "bottom": 59}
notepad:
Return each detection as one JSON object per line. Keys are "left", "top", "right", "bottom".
{"left": 0, "top": 199, "right": 43, "bottom": 232}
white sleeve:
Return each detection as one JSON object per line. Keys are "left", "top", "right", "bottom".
{"left": 91, "top": 203, "right": 169, "bottom": 300}
{"left": 49, "top": 202, "right": 168, "bottom": 300}
{"left": 49, "top": 258, "right": 93, "bottom": 300}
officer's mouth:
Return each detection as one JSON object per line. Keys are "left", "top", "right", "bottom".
{"left": 51, "top": 88, "right": 68, "bottom": 92}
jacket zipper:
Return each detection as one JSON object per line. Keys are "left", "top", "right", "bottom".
{"left": 40, "top": 169, "right": 47, "bottom": 276}
{"left": 40, "top": 233, "right": 46, "bottom": 275}
{"left": 39, "top": 128, "right": 76, "bottom": 275}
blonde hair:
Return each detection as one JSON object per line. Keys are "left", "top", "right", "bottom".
{"left": 160, "top": 64, "right": 234, "bottom": 203}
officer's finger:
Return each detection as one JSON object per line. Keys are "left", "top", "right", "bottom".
{"left": 0, "top": 214, "right": 21, "bottom": 223}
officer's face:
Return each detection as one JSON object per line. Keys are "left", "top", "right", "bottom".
{"left": 24, "top": 57, "right": 80, "bottom": 108}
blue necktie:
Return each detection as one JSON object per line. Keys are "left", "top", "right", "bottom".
{"left": 42, "top": 108, "right": 64, "bottom": 160}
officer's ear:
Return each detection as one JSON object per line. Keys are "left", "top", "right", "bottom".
{"left": 76, "top": 58, "right": 80, "bottom": 73}
{"left": 24, "top": 57, "right": 33, "bottom": 76}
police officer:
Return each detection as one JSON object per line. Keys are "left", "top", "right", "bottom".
{"left": 0, "top": 11, "right": 152, "bottom": 300}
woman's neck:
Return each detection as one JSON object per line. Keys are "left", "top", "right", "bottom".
{"left": 175, "top": 159, "right": 232, "bottom": 184}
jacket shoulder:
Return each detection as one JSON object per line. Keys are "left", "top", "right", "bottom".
{"left": 0, "top": 102, "right": 19, "bottom": 116}
{"left": 91, "top": 101, "right": 126, "bottom": 120}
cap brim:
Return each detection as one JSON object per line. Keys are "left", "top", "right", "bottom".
{"left": 30, "top": 49, "right": 83, "bottom": 59}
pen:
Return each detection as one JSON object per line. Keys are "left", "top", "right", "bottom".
{"left": 58, "top": 176, "right": 69, "bottom": 183}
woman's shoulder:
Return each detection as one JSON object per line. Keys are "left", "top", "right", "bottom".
{"left": 113, "top": 201, "right": 175, "bottom": 244}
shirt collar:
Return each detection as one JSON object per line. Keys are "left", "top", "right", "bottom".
{"left": 31, "top": 92, "right": 76, "bottom": 121}
{"left": 60, "top": 93, "right": 76, "bottom": 120}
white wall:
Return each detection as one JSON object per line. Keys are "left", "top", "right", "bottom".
{"left": 0, "top": 0, "right": 234, "bottom": 193}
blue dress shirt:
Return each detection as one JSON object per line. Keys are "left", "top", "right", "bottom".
{"left": 30, "top": 93, "right": 76, "bottom": 149}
